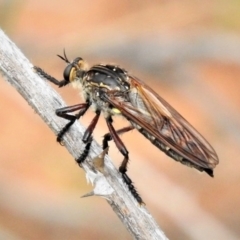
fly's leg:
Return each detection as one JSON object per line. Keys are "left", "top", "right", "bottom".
{"left": 75, "top": 110, "right": 101, "bottom": 164}
{"left": 102, "top": 126, "right": 134, "bottom": 151}
{"left": 34, "top": 66, "right": 69, "bottom": 87}
{"left": 82, "top": 110, "right": 101, "bottom": 143}
{"left": 76, "top": 137, "right": 93, "bottom": 166}
{"left": 55, "top": 102, "right": 91, "bottom": 144}
{"left": 35, "top": 64, "right": 98, "bottom": 168}
{"left": 34, "top": 66, "right": 91, "bottom": 143}
{"left": 105, "top": 117, "right": 144, "bottom": 204}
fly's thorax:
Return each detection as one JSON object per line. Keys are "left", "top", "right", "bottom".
{"left": 84, "top": 65, "right": 130, "bottom": 91}
{"left": 81, "top": 64, "right": 131, "bottom": 117}
{"left": 85, "top": 83, "right": 124, "bottom": 118}
{"left": 90, "top": 100, "right": 122, "bottom": 118}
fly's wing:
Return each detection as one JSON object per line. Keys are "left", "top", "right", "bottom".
{"left": 103, "top": 76, "right": 219, "bottom": 170}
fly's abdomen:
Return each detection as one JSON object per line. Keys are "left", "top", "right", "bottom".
{"left": 131, "top": 122, "right": 212, "bottom": 175}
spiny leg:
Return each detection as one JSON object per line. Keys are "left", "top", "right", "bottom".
{"left": 76, "top": 137, "right": 93, "bottom": 166}
{"left": 82, "top": 110, "right": 101, "bottom": 143}
{"left": 34, "top": 65, "right": 89, "bottom": 143}
{"left": 102, "top": 125, "right": 134, "bottom": 151}
{"left": 105, "top": 117, "right": 143, "bottom": 204}
{"left": 56, "top": 102, "right": 91, "bottom": 144}
{"left": 35, "top": 59, "right": 96, "bottom": 167}
{"left": 33, "top": 66, "right": 69, "bottom": 87}
{"left": 76, "top": 110, "right": 101, "bottom": 165}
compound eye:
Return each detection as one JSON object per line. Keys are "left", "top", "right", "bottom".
{"left": 63, "top": 64, "right": 74, "bottom": 81}
{"left": 74, "top": 57, "right": 83, "bottom": 65}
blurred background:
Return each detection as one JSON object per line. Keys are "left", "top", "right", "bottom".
{"left": 0, "top": 0, "right": 240, "bottom": 239}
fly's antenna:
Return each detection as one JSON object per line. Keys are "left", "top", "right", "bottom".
{"left": 57, "top": 49, "right": 70, "bottom": 64}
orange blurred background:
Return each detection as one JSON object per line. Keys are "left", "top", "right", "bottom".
{"left": 1, "top": 1, "right": 240, "bottom": 239}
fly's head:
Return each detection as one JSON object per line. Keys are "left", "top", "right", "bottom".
{"left": 58, "top": 52, "right": 88, "bottom": 88}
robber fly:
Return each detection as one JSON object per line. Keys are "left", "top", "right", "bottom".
{"left": 34, "top": 51, "right": 219, "bottom": 204}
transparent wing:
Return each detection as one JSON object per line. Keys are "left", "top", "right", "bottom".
{"left": 103, "top": 75, "right": 219, "bottom": 170}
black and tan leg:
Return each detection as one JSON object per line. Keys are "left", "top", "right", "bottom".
{"left": 34, "top": 64, "right": 98, "bottom": 168}
{"left": 102, "top": 125, "right": 134, "bottom": 151}
{"left": 105, "top": 117, "right": 143, "bottom": 204}
{"left": 55, "top": 102, "right": 91, "bottom": 144}
{"left": 82, "top": 110, "right": 101, "bottom": 143}
{"left": 76, "top": 136, "right": 93, "bottom": 166}
{"left": 34, "top": 66, "right": 69, "bottom": 87}
{"left": 75, "top": 110, "right": 101, "bottom": 164}
{"left": 34, "top": 66, "right": 88, "bottom": 142}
